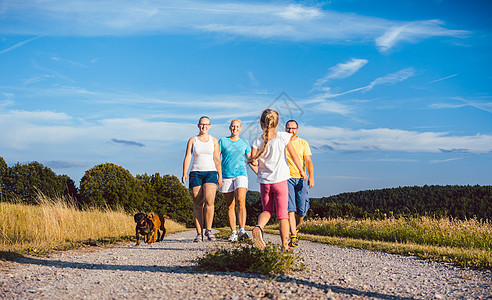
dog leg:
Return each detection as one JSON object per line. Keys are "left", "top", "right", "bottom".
{"left": 136, "top": 230, "right": 140, "bottom": 246}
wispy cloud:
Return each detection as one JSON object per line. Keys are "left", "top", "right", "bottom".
{"left": 0, "top": 1, "right": 468, "bottom": 51}
{"left": 0, "top": 36, "right": 41, "bottom": 55}
{"left": 375, "top": 20, "right": 468, "bottom": 52}
{"left": 430, "top": 157, "right": 465, "bottom": 164}
{"left": 426, "top": 74, "right": 458, "bottom": 84}
{"left": 313, "top": 58, "right": 368, "bottom": 90}
{"left": 314, "top": 68, "right": 415, "bottom": 100}
{"left": 302, "top": 125, "right": 492, "bottom": 154}
{"left": 430, "top": 97, "right": 492, "bottom": 113}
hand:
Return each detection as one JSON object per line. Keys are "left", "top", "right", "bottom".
{"left": 217, "top": 177, "right": 223, "bottom": 189}
{"left": 300, "top": 170, "right": 308, "bottom": 180}
{"left": 181, "top": 174, "right": 187, "bottom": 184}
{"left": 249, "top": 159, "right": 258, "bottom": 166}
{"left": 308, "top": 177, "right": 315, "bottom": 188}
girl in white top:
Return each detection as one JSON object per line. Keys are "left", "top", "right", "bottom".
{"left": 249, "top": 109, "right": 306, "bottom": 250}
{"left": 182, "top": 116, "right": 222, "bottom": 242}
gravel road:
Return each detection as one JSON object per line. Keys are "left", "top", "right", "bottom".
{"left": 1, "top": 230, "right": 491, "bottom": 299}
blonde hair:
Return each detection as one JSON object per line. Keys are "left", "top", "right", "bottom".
{"left": 250, "top": 109, "right": 279, "bottom": 161}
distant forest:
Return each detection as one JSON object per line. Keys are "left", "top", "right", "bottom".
{"left": 308, "top": 185, "right": 492, "bottom": 221}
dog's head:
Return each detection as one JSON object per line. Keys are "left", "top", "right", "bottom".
{"left": 134, "top": 213, "right": 154, "bottom": 234}
{"left": 134, "top": 213, "right": 146, "bottom": 223}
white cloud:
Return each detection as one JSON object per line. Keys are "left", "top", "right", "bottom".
{"left": 430, "top": 157, "right": 465, "bottom": 164}
{"left": 430, "top": 97, "right": 492, "bottom": 113}
{"left": 302, "top": 126, "right": 492, "bottom": 154}
{"left": 376, "top": 20, "right": 468, "bottom": 52}
{"left": 0, "top": 36, "right": 41, "bottom": 55}
{"left": 426, "top": 74, "right": 458, "bottom": 85}
{"left": 276, "top": 4, "right": 322, "bottom": 21}
{"left": 0, "top": 1, "right": 468, "bottom": 51}
{"left": 313, "top": 68, "right": 415, "bottom": 100}
{"left": 313, "top": 58, "right": 368, "bottom": 90}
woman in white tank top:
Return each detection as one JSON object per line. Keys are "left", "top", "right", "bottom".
{"left": 182, "top": 116, "right": 222, "bottom": 242}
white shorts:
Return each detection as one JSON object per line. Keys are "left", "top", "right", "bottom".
{"left": 219, "top": 176, "right": 248, "bottom": 193}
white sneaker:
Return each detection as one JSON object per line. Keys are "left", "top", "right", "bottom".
{"left": 227, "top": 231, "right": 238, "bottom": 242}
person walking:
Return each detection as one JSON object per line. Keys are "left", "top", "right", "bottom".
{"left": 249, "top": 109, "right": 307, "bottom": 251}
{"left": 285, "top": 120, "right": 315, "bottom": 248}
{"left": 219, "top": 119, "right": 256, "bottom": 242}
{"left": 182, "top": 116, "right": 222, "bottom": 242}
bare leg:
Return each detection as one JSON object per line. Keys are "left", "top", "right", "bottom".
{"left": 224, "top": 192, "right": 236, "bottom": 231}
{"left": 236, "top": 187, "right": 247, "bottom": 230}
{"left": 279, "top": 219, "right": 290, "bottom": 249}
{"left": 203, "top": 183, "right": 217, "bottom": 230}
{"left": 296, "top": 215, "right": 305, "bottom": 229}
{"left": 256, "top": 211, "right": 271, "bottom": 229}
{"left": 288, "top": 212, "right": 297, "bottom": 235}
{"left": 192, "top": 186, "right": 204, "bottom": 234}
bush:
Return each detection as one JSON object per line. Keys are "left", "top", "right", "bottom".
{"left": 196, "top": 243, "right": 305, "bottom": 275}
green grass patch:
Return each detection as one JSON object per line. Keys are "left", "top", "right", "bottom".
{"left": 196, "top": 242, "right": 305, "bottom": 275}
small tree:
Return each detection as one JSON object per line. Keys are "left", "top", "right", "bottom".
{"left": 79, "top": 163, "right": 144, "bottom": 211}
{"left": 137, "top": 173, "right": 193, "bottom": 227}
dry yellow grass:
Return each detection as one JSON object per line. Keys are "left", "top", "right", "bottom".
{"left": 0, "top": 195, "right": 187, "bottom": 255}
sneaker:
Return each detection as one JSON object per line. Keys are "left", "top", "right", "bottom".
{"left": 289, "top": 235, "right": 299, "bottom": 247}
{"left": 252, "top": 226, "right": 266, "bottom": 250}
{"left": 227, "top": 231, "right": 238, "bottom": 242}
{"left": 204, "top": 229, "right": 216, "bottom": 241}
{"left": 238, "top": 232, "right": 250, "bottom": 241}
{"left": 193, "top": 233, "right": 203, "bottom": 243}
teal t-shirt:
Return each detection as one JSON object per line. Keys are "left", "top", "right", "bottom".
{"left": 219, "top": 137, "right": 251, "bottom": 178}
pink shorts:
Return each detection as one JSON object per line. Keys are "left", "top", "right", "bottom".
{"left": 260, "top": 180, "right": 289, "bottom": 220}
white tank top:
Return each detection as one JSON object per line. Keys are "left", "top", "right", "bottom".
{"left": 190, "top": 135, "right": 217, "bottom": 172}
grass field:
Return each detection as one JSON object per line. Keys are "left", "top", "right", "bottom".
{"left": 2, "top": 195, "right": 491, "bottom": 270}
{"left": 263, "top": 216, "right": 492, "bottom": 270}
{"left": 0, "top": 195, "right": 187, "bottom": 257}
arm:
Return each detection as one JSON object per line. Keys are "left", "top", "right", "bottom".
{"left": 305, "top": 155, "right": 314, "bottom": 188}
{"left": 286, "top": 142, "right": 307, "bottom": 180}
{"left": 246, "top": 151, "right": 258, "bottom": 174}
{"left": 213, "top": 137, "right": 223, "bottom": 188}
{"left": 182, "top": 137, "right": 194, "bottom": 184}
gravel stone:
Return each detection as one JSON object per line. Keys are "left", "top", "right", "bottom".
{"left": 0, "top": 230, "right": 491, "bottom": 299}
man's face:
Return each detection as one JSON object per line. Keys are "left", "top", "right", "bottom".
{"left": 286, "top": 121, "right": 298, "bottom": 136}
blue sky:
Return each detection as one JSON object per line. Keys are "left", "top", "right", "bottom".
{"left": 1, "top": 0, "right": 491, "bottom": 197}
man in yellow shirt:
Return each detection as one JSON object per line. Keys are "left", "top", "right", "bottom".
{"left": 285, "top": 120, "right": 315, "bottom": 247}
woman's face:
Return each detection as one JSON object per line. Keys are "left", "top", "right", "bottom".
{"left": 229, "top": 120, "right": 241, "bottom": 136}
{"left": 198, "top": 117, "right": 211, "bottom": 134}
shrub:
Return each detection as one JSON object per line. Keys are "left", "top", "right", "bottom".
{"left": 196, "top": 243, "right": 305, "bottom": 275}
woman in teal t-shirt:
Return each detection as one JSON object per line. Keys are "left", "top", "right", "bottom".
{"left": 219, "top": 119, "right": 257, "bottom": 242}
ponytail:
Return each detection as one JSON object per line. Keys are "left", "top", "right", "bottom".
{"left": 249, "top": 109, "right": 279, "bottom": 162}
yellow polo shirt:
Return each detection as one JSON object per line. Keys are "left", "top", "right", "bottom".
{"left": 286, "top": 137, "right": 312, "bottom": 178}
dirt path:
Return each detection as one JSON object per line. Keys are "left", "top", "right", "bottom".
{"left": 1, "top": 230, "right": 491, "bottom": 299}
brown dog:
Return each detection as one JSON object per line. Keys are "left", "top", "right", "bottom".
{"left": 134, "top": 213, "right": 154, "bottom": 245}
{"left": 145, "top": 213, "right": 168, "bottom": 243}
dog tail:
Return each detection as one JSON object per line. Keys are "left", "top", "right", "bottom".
{"left": 158, "top": 215, "right": 167, "bottom": 236}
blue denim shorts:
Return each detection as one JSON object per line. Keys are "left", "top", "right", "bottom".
{"left": 189, "top": 171, "right": 218, "bottom": 188}
{"left": 287, "top": 178, "right": 309, "bottom": 216}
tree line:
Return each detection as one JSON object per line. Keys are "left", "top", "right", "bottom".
{"left": 2, "top": 157, "right": 491, "bottom": 226}
{"left": 307, "top": 185, "right": 492, "bottom": 221}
